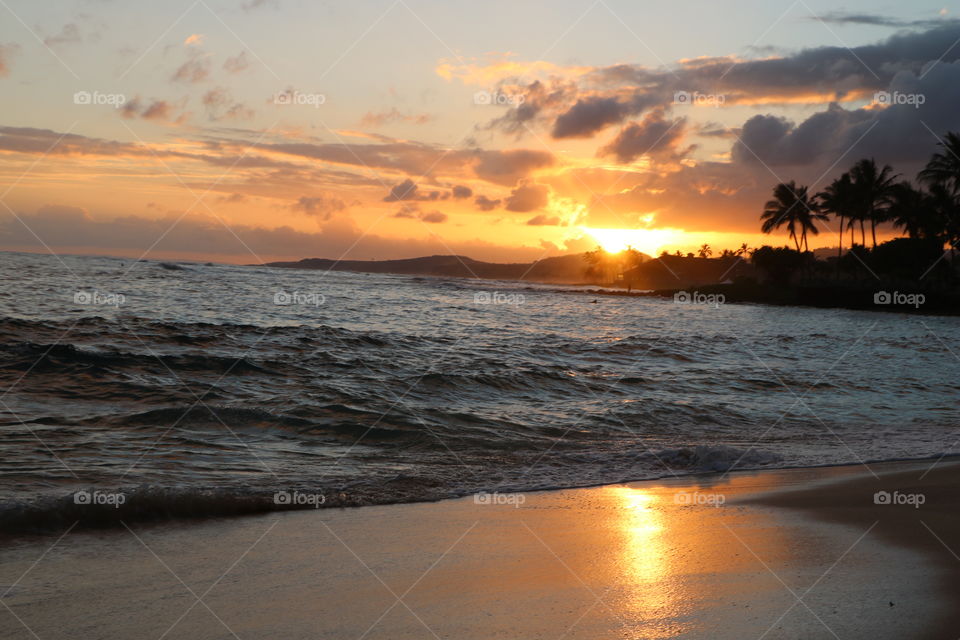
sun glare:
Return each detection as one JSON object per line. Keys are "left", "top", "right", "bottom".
{"left": 583, "top": 227, "right": 682, "bottom": 257}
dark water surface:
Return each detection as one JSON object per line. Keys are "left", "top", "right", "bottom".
{"left": 1, "top": 251, "right": 957, "bottom": 529}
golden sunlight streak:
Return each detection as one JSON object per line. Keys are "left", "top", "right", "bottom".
{"left": 583, "top": 227, "right": 683, "bottom": 256}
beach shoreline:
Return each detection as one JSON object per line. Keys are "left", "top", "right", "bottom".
{"left": 2, "top": 459, "right": 956, "bottom": 639}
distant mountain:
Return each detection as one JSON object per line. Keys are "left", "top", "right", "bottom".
{"left": 263, "top": 253, "right": 618, "bottom": 284}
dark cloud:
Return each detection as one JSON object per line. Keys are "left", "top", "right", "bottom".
{"left": 505, "top": 180, "right": 550, "bottom": 212}
{"left": 471, "top": 148, "right": 555, "bottom": 186}
{"left": 811, "top": 12, "right": 953, "bottom": 28}
{"left": 420, "top": 210, "right": 447, "bottom": 223}
{"left": 392, "top": 203, "right": 420, "bottom": 219}
{"left": 451, "top": 185, "right": 472, "bottom": 199}
{"left": 732, "top": 61, "right": 960, "bottom": 167}
{"left": 290, "top": 194, "right": 349, "bottom": 219}
{"left": 597, "top": 110, "right": 689, "bottom": 163}
{"left": 552, "top": 93, "right": 664, "bottom": 139}
{"left": 120, "top": 98, "right": 180, "bottom": 122}
{"left": 474, "top": 195, "right": 501, "bottom": 211}
{"left": 390, "top": 203, "right": 447, "bottom": 223}
{"left": 480, "top": 23, "right": 960, "bottom": 141}
{"left": 526, "top": 214, "right": 561, "bottom": 226}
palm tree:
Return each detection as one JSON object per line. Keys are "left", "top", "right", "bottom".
{"left": 919, "top": 131, "right": 960, "bottom": 195}
{"left": 818, "top": 173, "right": 857, "bottom": 258}
{"left": 849, "top": 158, "right": 899, "bottom": 249}
{"left": 698, "top": 244, "right": 712, "bottom": 258}
{"left": 761, "top": 181, "right": 827, "bottom": 252}
{"left": 887, "top": 181, "right": 931, "bottom": 239}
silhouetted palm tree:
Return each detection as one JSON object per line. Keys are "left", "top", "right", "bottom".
{"left": 888, "top": 181, "right": 932, "bottom": 240}
{"left": 919, "top": 132, "right": 960, "bottom": 196}
{"left": 698, "top": 244, "right": 712, "bottom": 258}
{"left": 761, "top": 181, "right": 826, "bottom": 252}
{"left": 818, "top": 173, "right": 857, "bottom": 258}
{"left": 849, "top": 158, "right": 898, "bottom": 248}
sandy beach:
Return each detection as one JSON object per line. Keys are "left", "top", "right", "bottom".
{"left": 0, "top": 459, "right": 956, "bottom": 639}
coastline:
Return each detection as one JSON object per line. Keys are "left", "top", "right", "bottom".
{"left": 1, "top": 460, "right": 955, "bottom": 638}
{"left": 752, "top": 458, "right": 960, "bottom": 639}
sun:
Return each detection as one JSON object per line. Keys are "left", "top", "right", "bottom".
{"left": 583, "top": 227, "right": 682, "bottom": 257}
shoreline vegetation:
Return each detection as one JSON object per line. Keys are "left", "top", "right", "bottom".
{"left": 266, "top": 130, "right": 960, "bottom": 315}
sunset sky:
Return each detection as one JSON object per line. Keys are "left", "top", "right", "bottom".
{"left": 1, "top": 0, "right": 959, "bottom": 263}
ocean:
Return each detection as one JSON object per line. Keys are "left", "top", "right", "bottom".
{"left": 1, "top": 251, "right": 957, "bottom": 531}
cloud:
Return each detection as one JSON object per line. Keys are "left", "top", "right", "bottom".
{"left": 384, "top": 179, "right": 424, "bottom": 201}
{"left": 732, "top": 61, "right": 960, "bottom": 167}
{"left": 223, "top": 51, "right": 250, "bottom": 74}
{"left": 0, "top": 43, "right": 18, "bottom": 77}
{"left": 392, "top": 203, "right": 420, "bottom": 219}
{"left": 552, "top": 93, "right": 664, "bottom": 139}
{"left": 172, "top": 56, "right": 211, "bottom": 84}
{"left": 390, "top": 203, "right": 447, "bottom": 223}
{"left": 467, "top": 22, "right": 960, "bottom": 142}
{"left": 242, "top": 0, "right": 279, "bottom": 11}
{"left": 382, "top": 179, "right": 469, "bottom": 202}
{"left": 810, "top": 12, "right": 953, "bottom": 28}
{"left": 360, "top": 109, "right": 434, "bottom": 127}
{"left": 184, "top": 34, "right": 204, "bottom": 47}
{"left": 120, "top": 98, "right": 181, "bottom": 122}
{"left": 44, "top": 23, "right": 82, "bottom": 49}
{"left": 474, "top": 195, "right": 501, "bottom": 211}
{"left": 505, "top": 179, "right": 550, "bottom": 212}
{"left": 471, "top": 148, "right": 555, "bottom": 186}
{"left": 526, "top": 214, "right": 561, "bottom": 226}
{"left": 420, "top": 210, "right": 448, "bottom": 223}
{"left": 597, "top": 110, "right": 689, "bottom": 163}
{"left": 202, "top": 88, "right": 255, "bottom": 121}
{"left": 290, "top": 194, "right": 350, "bottom": 219}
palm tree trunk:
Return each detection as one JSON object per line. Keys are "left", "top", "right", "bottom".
{"left": 871, "top": 219, "right": 877, "bottom": 248}
{"left": 838, "top": 215, "right": 844, "bottom": 258}
{"left": 860, "top": 221, "right": 865, "bottom": 246}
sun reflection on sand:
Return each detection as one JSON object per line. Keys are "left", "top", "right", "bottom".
{"left": 608, "top": 486, "right": 686, "bottom": 637}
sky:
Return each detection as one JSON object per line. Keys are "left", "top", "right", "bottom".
{"left": 0, "top": 0, "right": 959, "bottom": 263}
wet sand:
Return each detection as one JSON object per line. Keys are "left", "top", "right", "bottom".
{"left": 0, "top": 461, "right": 955, "bottom": 639}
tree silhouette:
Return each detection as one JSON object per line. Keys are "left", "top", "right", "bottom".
{"left": 919, "top": 132, "right": 960, "bottom": 196}
{"left": 760, "top": 181, "right": 826, "bottom": 252}
{"left": 849, "top": 159, "right": 898, "bottom": 249}
{"left": 818, "top": 173, "right": 857, "bottom": 258}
